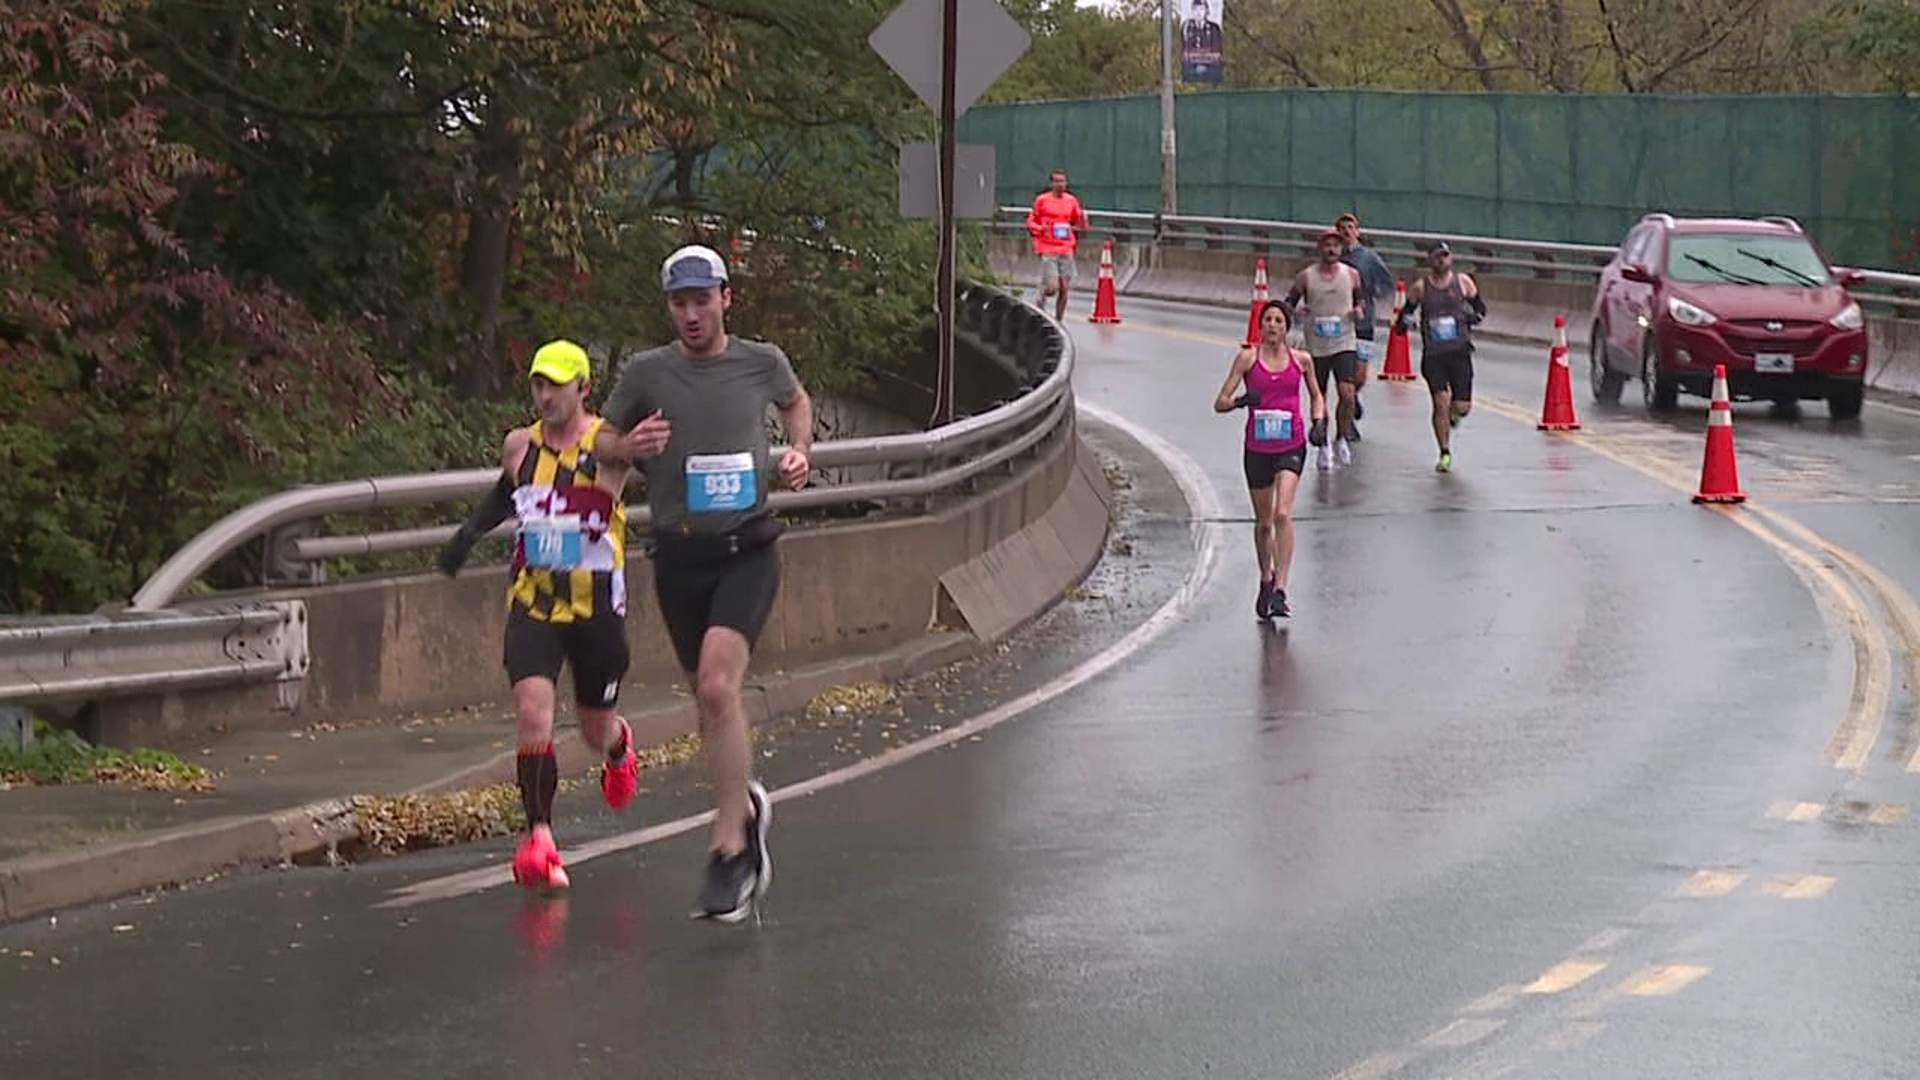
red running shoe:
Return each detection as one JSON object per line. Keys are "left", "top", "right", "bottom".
{"left": 601, "top": 718, "right": 639, "bottom": 811}
{"left": 512, "top": 827, "right": 570, "bottom": 890}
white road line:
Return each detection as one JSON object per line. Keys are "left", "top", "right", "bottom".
{"left": 375, "top": 398, "right": 1225, "bottom": 909}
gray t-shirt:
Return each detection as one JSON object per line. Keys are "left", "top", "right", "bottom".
{"left": 603, "top": 336, "right": 803, "bottom": 536}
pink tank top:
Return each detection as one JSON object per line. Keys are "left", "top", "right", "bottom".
{"left": 1243, "top": 348, "right": 1307, "bottom": 452}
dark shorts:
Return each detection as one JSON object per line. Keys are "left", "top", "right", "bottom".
{"left": 503, "top": 607, "right": 631, "bottom": 709}
{"left": 1243, "top": 446, "right": 1307, "bottom": 489}
{"left": 1311, "top": 350, "right": 1359, "bottom": 394}
{"left": 1422, "top": 347, "right": 1475, "bottom": 401}
{"left": 652, "top": 536, "right": 782, "bottom": 675}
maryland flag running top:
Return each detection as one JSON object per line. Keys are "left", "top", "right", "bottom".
{"left": 506, "top": 418, "right": 627, "bottom": 622}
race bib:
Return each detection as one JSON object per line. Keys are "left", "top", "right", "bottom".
{"left": 1052, "top": 222, "right": 1071, "bottom": 240}
{"left": 686, "top": 452, "right": 756, "bottom": 514}
{"left": 1356, "top": 339, "right": 1375, "bottom": 362}
{"left": 1253, "top": 409, "right": 1293, "bottom": 443}
{"left": 1431, "top": 315, "right": 1459, "bottom": 342}
{"left": 521, "top": 515, "right": 584, "bottom": 570}
{"left": 1314, "top": 316, "right": 1344, "bottom": 339}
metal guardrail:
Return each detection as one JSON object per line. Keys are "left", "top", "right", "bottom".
{"left": 0, "top": 603, "right": 310, "bottom": 720}
{"left": 0, "top": 277, "right": 1075, "bottom": 719}
{"left": 989, "top": 207, "right": 1920, "bottom": 316}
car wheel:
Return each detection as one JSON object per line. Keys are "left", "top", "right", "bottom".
{"left": 1828, "top": 379, "right": 1865, "bottom": 421}
{"left": 1590, "top": 324, "right": 1625, "bottom": 404}
{"left": 1641, "top": 340, "right": 1679, "bottom": 413}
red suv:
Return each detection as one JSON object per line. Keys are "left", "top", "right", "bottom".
{"left": 1587, "top": 214, "right": 1870, "bottom": 420}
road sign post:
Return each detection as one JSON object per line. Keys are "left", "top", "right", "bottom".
{"left": 869, "top": 0, "right": 1030, "bottom": 426}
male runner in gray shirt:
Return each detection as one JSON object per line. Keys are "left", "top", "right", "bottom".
{"left": 599, "top": 242, "right": 814, "bottom": 923}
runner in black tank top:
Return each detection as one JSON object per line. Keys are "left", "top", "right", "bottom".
{"left": 1395, "top": 242, "right": 1488, "bottom": 473}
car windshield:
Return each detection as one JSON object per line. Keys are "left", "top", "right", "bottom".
{"left": 1664, "top": 232, "right": 1833, "bottom": 287}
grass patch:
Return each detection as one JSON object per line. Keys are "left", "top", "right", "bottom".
{"left": 0, "top": 727, "right": 216, "bottom": 793}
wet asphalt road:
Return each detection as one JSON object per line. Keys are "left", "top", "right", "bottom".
{"left": 5, "top": 296, "right": 1920, "bottom": 1079}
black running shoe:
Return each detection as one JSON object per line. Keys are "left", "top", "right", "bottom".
{"left": 1256, "top": 578, "right": 1274, "bottom": 620}
{"left": 696, "top": 849, "right": 756, "bottom": 924}
{"left": 694, "top": 780, "right": 772, "bottom": 923}
{"left": 1269, "top": 587, "right": 1292, "bottom": 618}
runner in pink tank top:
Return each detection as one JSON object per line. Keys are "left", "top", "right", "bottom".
{"left": 1213, "top": 300, "right": 1328, "bottom": 620}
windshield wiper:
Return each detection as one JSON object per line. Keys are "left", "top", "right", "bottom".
{"left": 1683, "top": 253, "right": 1769, "bottom": 286}
{"left": 1734, "top": 247, "right": 1822, "bottom": 287}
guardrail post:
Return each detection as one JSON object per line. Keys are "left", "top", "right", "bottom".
{"left": 2, "top": 705, "right": 31, "bottom": 754}
{"left": 267, "top": 522, "right": 327, "bottom": 588}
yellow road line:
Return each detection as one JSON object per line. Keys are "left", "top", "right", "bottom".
{"left": 1768, "top": 800, "right": 1826, "bottom": 822}
{"left": 1751, "top": 511, "right": 1920, "bottom": 771}
{"left": 1674, "top": 869, "right": 1748, "bottom": 898}
{"left": 1420, "top": 1017, "right": 1507, "bottom": 1049}
{"left": 1461, "top": 984, "right": 1526, "bottom": 1014}
{"left": 1618, "top": 963, "right": 1711, "bottom": 996}
{"left": 1523, "top": 958, "right": 1609, "bottom": 995}
{"left": 1762, "top": 873, "right": 1837, "bottom": 899}
{"left": 1868, "top": 803, "right": 1909, "bottom": 824}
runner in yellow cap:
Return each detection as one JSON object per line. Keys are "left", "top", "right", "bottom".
{"left": 439, "top": 338, "right": 642, "bottom": 890}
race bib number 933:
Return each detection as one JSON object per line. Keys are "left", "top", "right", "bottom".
{"left": 686, "top": 452, "right": 756, "bottom": 514}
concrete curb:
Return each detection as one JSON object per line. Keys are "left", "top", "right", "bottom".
{"left": 0, "top": 632, "right": 984, "bottom": 925}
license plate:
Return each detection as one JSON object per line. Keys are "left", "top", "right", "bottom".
{"left": 1754, "top": 352, "right": 1795, "bottom": 374}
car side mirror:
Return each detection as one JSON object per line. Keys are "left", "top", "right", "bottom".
{"left": 1620, "top": 264, "right": 1656, "bottom": 285}
{"left": 1836, "top": 268, "right": 1866, "bottom": 288}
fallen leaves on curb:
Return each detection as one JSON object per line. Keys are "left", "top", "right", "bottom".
{"left": 349, "top": 733, "right": 716, "bottom": 855}
{"left": 805, "top": 681, "right": 902, "bottom": 722}
{"left": 353, "top": 783, "right": 574, "bottom": 855}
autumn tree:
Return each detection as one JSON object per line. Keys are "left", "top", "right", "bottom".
{"left": 992, "top": 0, "right": 1892, "bottom": 96}
{"left": 0, "top": 0, "right": 395, "bottom": 613}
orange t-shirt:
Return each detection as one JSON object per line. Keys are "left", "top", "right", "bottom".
{"left": 1027, "top": 192, "right": 1087, "bottom": 256}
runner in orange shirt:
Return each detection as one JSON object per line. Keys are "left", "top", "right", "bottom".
{"left": 1026, "top": 168, "right": 1090, "bottom": 322}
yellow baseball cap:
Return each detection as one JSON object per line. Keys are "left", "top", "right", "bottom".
{"left": 528, "top": 338, "right": 590, "bottom": 385}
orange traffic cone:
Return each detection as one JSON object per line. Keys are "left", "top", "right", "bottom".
{"left": 1693, "top": 364, "right": 1747, "bottom": 504}
{"left": 1091, "top": 239, "right": 1122, "bottom": 324}
{"left": 1378, "top": 279, "right": 1417, "bottom": 381}
{"left": 1537, "top": 313, "right": 1581, "bottom": 431}
{"left": 1244, "top": 257, "right": 1269, "bottom": 347}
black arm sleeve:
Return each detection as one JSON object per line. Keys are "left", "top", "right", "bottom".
{"left": 1469, "top": 293, "right": 1488, "bottom": 319}
{"left": 439, "top": 474, "right": 514, "bottom": 576}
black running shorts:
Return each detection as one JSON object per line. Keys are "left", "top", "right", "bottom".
{"left": 503, "top": 607, "right": 631, "bottom": 709}
{"left": 1243, "top": 446, "right": 1307, "bottom": 490}
{"left": 1312, "top": 350, "right": 1360, "bottom": 394}
{"left": 1421, "top": 347, "right": 1474, "bottom": 401}
{"left": 652, "top": 541, "right": 782, "bottom": 675}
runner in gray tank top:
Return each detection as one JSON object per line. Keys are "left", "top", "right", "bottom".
{"left": 1395, "top": 241, "right": 1488, "bottom": 473}
{"left": 1283, "top": 230, "right": 1364, "bottom": 469}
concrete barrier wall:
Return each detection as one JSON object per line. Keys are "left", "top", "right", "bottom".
{"left": 989, "top": 235, "right": 1920, "bottom": 398}
{"left": 90, "top": 297, "right": 1110, "bottom": 751}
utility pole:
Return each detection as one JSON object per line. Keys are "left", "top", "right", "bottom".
{"left": 1159, "top": 0, "right": 1177, "bottom": 217}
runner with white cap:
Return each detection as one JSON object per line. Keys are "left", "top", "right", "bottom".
{"left": 598, "top": 243, "right": 816, "bottom": 922}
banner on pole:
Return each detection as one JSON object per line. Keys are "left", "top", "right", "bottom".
{"left": 1180, "top": 0, "right": 1223, "bottom": 84}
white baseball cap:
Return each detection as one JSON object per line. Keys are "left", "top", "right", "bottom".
{"left": 661, "top": 244, "right": 730, "bottom": 292}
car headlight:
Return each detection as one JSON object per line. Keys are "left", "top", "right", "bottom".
{"left": 1668, "top": 297, "right": 1716, "bottom": 326}
{"left": 1831, "top": 302, "right": 1863, "bottom": 330}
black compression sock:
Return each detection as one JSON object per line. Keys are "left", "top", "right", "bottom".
{"left": 517, "top": 743, "right": 558, "bottom": 826}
